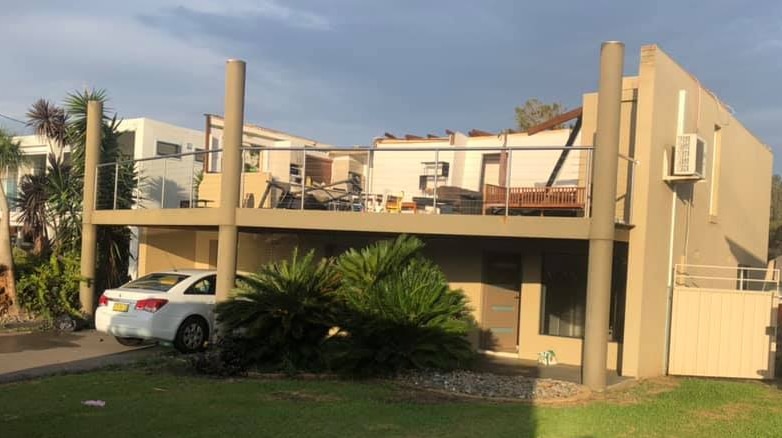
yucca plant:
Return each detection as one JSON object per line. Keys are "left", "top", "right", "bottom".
{"left": 331, "top": 235, "right": 475, "bottom": 375}
{"left": 215, "top": 250, "right": 340, "bottom": 371}
{"left": 15, "top": 173, "right": 50, "bottom": 256}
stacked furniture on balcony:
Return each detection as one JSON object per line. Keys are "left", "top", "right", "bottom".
{"left": 258, "top": 174, "right": 363, "bottom": 211}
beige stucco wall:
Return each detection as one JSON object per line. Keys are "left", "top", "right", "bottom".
{"left": 372, "top": 131, "right": 582, "bottom": 200}
{"left": 581, "top": 77, "right": 640, "bottom": 223}
{"left": 199, "top": 172, "right": 271, "bottom": 209}
{"left": 137, "top": 227, "right": 603, "bottom": 366}
{"left": 620, "top": 45, "right": 773, "bottom": 378}
{"left": 517, "top": 254, "right": 620, "bottom": 369}
{"left": 138, "top": 228, "right": 198, "bottom": 275}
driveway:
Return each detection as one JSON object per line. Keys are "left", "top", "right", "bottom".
{"left": 0, "top": 330, "right": 161, "bottom": 383}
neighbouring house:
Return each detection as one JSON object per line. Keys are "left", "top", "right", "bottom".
{"left": 9, "top": 117, "right": 203, "bottom": 278}
{"left": 81, "top": 44, "right": 775, "bottom": 382}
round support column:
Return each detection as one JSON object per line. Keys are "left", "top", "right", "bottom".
{"left": 79, "top": 100, "right": 102, "bottom": 317}
{"left": 215, "top": 59, "right": 246, "bottom": 302}
{"left": 583, "top": 41, "right": 624, "bottom": 391}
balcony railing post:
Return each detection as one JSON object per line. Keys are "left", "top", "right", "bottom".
{"left": 135, "top": 161, "right": 141, "bottom": 207}
{"left": 433, "top": 149, "right": 439, "bottom": 213}
{"left": 113, "top": 162, "right": 119, "bottom": 210}
{"left": 240, "top": 149, "right": 245, "bottom": 208}
{"left": 93, "top": 166, "right": 99, "bottom": 210}
{"left": 300, "top": 151, "right": 306, "bottom": 210}
{"left": 365, "top": 149, "right": 372, "bottom": 211}
{"left": 628, "top": 159, "right": 636, "bottom": 225}
{"left": 585, "top": 148, "right": 593, "bottom": 217}
{"left": 161, "top": 157, "right": 168, "bottom": 209}
{"left": 505, "top": 148, "right": 513, "bottom": 217}
{"left": 190, "top": 154, "right": 196, "bottom": 208}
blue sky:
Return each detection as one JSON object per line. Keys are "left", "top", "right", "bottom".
{"left": 1, "top": 1, "right": 781, "bottom": 170}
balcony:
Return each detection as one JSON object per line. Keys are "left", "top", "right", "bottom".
{"left": 91, "top": 145, "right": 636, "bottom": 240}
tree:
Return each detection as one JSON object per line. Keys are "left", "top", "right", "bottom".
{"left": 63, "top": 89, "right": 137, "bottom": 292}
{"left": 15, "top": 173, "right": 49, "bottom": 256}
{"left": 26, "top": 99, "right": 69, "bottom": 162}
{"left": 0, "top": 129, "right": 27, "bottom": 314}
{"left": 769, "top": 174, "right": 782, "bottom": 259}
{"left": 514, "top": 99, "right": 567, "bottom": 132}
{"left": 21, "top": 89, "right": 137, "bottom": 313}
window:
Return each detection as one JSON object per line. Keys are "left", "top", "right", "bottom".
{"left": 541, "top": 253, "right": 587, "bottom": 338}
{"left": 540, "top": 248, "right": 627, "bottom": 341}
{"left": 709, "top": 125, "right": 722, "bottom": 219}
{"left": 156, "top": 141, "right": 181, "bottom": 157}
{"left": 4, "top": 170, "right": 18, "bottom": 212}
{"left": 122, "top": 273, "right": 189, "bottom": 292}
{"left": 235, "top": 275, "right": 251, "bottom": 289}
{"left": 30, "top": 154, "right": 47, "bottom": 175}
{"left": 290, "top": 164, "right": 302, "bottom": 184}
{"left": 419, "top": 161, "right": 450, "bottom": 193}
{"left": 194, "top": 148, "right": 205, "bottom": 163}
{"left": 186, "top": 275, "right": 216, "bottom": 295}
{"left": 243, "top": 148, "right": 260, "bottom": 173}
{"left": 208, "top": 240, "right": 218, "bottom": 268}
{"left": 209, "top": 137, "right": 221, "bottom": 173}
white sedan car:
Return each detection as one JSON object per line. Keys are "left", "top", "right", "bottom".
{"left": 95, "top": 270, "right": 242, "bottom": 353}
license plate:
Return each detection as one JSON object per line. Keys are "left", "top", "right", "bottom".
{"left": 113, "top": 302, "right": 129, "bottom": 313}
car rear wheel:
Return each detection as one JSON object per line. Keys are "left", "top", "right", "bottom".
{"left": 174, "top": 316, "right": 209, "bottom": 353}
{"left": 115, "top": 336, "right": 144, "bottom": 347}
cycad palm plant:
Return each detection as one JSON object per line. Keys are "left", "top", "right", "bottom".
{"left": 331, "top": 235, "right": 475, "bottom": 375}
{"left": 216, "top": 250, "right": 340, "bottom": 370}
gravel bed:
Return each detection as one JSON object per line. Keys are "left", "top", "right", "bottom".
{"left": 397, "top": 370, "right": 583, "bottom": 401}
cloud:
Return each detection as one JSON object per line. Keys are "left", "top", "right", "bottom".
{"left": 754, "top": 39, "right": 782, "bottom": 52}
{"left": 163, "top": 0, "right": 331, "bottom": 31}
{"left": 0, "top": 1, "right": 337, "bottom": 139}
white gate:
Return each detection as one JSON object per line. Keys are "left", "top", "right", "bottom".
{"left": 668, "top": 264, "right": 779, "bottom": 379}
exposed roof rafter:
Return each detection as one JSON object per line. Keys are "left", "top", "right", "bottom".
{"left": 526, "top": 107, "right": 583, "bottom": 136}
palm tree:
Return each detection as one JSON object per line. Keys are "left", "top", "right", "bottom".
{"left": 14, "top": 173, "right": 49, "bottom": 256}
{"left": 0, "top": 129, "right": 27, "bottom": 314}
{"left": 26, "top": 99, "right": 69, "bottom": 162}
{"left": 23, "top": 89, "right": 138, "bottom": 307}
{"left": 63, "top": 89, "right": 137, "bottom": 291}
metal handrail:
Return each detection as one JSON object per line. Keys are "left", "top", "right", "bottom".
{"left": 96, "top": 145, "right": 599, "bottom": 167}
{"left": 96, "top": 148, "right": 222, "bottom": 167}
{"left": 674, "top": 263, "right": 781, "bottom": 291}
{"left": 95, "top": 144, "right": 640, "bottom": 219}
{"left": 676, "top": 263, "right": 777, "bottom": 272}
{"left": 240, "top": 145, "right": 594, "bottom": 152}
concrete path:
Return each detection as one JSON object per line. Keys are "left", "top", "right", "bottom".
{"left": 0, "top": 330, "right": 161, "bottom": 383}
{"left": 473, "top": 353, "right": 629, "bottom": 387}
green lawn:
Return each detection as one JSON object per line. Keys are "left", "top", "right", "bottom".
{"left": 2, "top": 369, "right": 782, "bottom": 438}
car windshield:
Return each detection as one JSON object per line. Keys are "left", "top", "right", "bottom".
{"left": 122, "top": 273, "right": 190, "bottom": 292}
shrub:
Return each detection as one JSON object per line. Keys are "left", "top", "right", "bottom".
{"left": 330, "top": 236, "right": 475, "bottom": 375}
{"left": 188, "top": 336, "right": 250, "bottom": 377}
{"left": 16, "top": 251, "right": 82, "bottom": 320}
{"left": 215, "top": 249, "right": 340, "bottom": 371}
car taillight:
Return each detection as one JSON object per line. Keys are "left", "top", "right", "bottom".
{"left": 98, "top": 294, "right": 109, "bottom": 307}
{"left": 135, "top": 298, "right": 168, "bottom": 313}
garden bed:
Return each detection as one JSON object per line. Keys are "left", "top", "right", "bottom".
{"left": 397, "top": 369, "right": 585, "bottom": 401}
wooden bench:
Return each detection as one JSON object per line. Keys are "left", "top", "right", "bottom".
{"left": 482, "top": 184, "right": 586, "bottom": 214}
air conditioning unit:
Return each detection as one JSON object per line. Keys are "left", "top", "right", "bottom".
{"left": 672, "top": 134, "right": 706, "bottom": 177}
